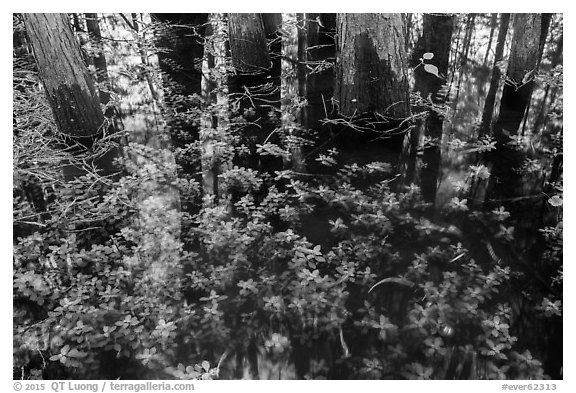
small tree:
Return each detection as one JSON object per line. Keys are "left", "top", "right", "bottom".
{"left": 200, "top": 13, "right": 233, "bottom": 203}
{"left": 480, "top": 13, "right": 511, "bottom": 137}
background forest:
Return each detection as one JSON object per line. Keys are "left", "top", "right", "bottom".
{"left": 13, "top": 13, "right": 563, "bottom": 380}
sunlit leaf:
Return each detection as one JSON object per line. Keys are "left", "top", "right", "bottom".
{"left": 424, "top": 64, "right": 439, "bottom": 78}
{"left": 522, "top": 69, "right": 536, "bottom": 85}
{"left": 202, "top": 360, "right": 210, "bottom": 371}
{"left": 548, "top": 195, "right": 563, "bottom": 207}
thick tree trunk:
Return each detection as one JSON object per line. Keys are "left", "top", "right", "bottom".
{"left": 480, "top": 13, "right": 510, "bottom": 137}
{"left": 23, "top": 13, "right": 104, "bottom": 139}
{"left": 495, "top": 14, "right": 546, "bottom": 138}
{"left": 262, "top": 13, "right": 282, "bottom": 36}
{"left": 23, "top": 13, "right": 119, "bottom": 179}
{"left": 335, "top": 13, "right": 410, "bottom": 118}
{"left": 411, "top": 14, "right": 454, "bottom": 104}
{"left": 228, "top": 13, "right": 270, "bottom": 74}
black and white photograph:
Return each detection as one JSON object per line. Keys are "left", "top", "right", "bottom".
{"left": 12, "top": 9, "right": 564, "bottom": 383}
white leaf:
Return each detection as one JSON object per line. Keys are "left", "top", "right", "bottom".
{"left": 424, "top": 64, "right": 440, "bottom": 78}
{"left": 548, "top": 195, "right": 563, "bottom": 207}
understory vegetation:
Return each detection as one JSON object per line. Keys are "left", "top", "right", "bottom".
{"left": 13, "top": 14, "right": 562, "bottom": 380}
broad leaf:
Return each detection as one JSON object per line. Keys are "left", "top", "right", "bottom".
{"left": 424, "top": 64, "right": 440, "bottom": 78}
{"left": 548, "top": 195, "right": 563, "bottom": 207}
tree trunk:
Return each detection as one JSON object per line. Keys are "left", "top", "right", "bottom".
{"left": 101, "top": 13, "right": 181, "bottom": 292}
{"left": 228, "top": 13, "right": 270, "bottom": 74}
{"left": 452, "top": 14, "right": 476, "bottom": 112}
{"left": 23, "top": 13, "right": 104, "bottom": 139}
{"left": 403, "top": 13, "right": 413, "bottom": 51}
{"left": 484, "top": 13, "right": 498, "bottom": 65}
{"left": 300, "top": 13, "right": 324, "bottom": 128}
{"left": 297, "top": 13, "right": 308, "bottom": 108}
{"left": 479, "top": 13, "right": 510, "bottom": 137}
{"left": 335, "top": 13, "right": 410, "bottom": 118}
{"left": 281, "top": 13, "right": 305, "bottom": 171}
{"left": 408, "top": 13, "right": 455, "bottom": 204}
{"left": 533, "top": 31, "right": 562, "bottom": 134}
{"left": 520, "top": 14, "right": 552, "bottom": 135}
{"left": 201, "top": 13, "right": 232, "bottom": 204}
{"left": 460, "top": 14, "right": 476, "bottom": 67}
{"left": 411, "top": 14, "right": 454, "bottom": 104}
{"left": 262, "top": 13, "right": 282, "bottom": 36}
{"left": 85, "top": 13, "right": 111, "bottom": 107}
{"left": 495, "top": 14, "right": 546, "bottom": 138}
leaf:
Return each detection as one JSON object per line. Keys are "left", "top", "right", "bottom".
{"left": 67, "top": 348, "right": 87, "bottom": 358}
{"left": 548, "top": 195, "right": 563, "bottom": 207}
{"left": 201, "top": 360, "right": 210, "bottom": 371}
{"left": 423, "top": 52, "right": 434, "bottom": 60}
{"left": 60, "top": 345, "right": 70, "bottom": 355}
{"left": 423, "top": 64, "right": 440, "bottom": 78}
{"left": 522, "top": 69, "right": 536, "bottom": 84}
{"left": 368, "top": 277, "right": 414, "bottom": 294}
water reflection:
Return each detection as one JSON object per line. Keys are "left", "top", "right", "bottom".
{"left": 24, "top": 12, "right": 561, "bottom": 380}
{"left": 150, "top": 13, "right": 563, "bottom": 379}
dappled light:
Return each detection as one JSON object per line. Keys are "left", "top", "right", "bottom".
{"left": 13, "top": 13, "right": 562, "bottom": 381}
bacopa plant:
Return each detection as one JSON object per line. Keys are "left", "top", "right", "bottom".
{"left": 13, "top": 16, "right": 560, "bottom": 381}
{"left": 13, "top": 94, "right": 552, "bottom": 379}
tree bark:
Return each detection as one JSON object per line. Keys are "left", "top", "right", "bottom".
{"left": 403, "top": 13, "right": 413, "bottom": 51}
{"left": 411, "top": 14, "right": 454, "bottom": 104}
{"left": 452, "top": 14, "right": 477, "bottom": 112}
{"left": 479, "top": 13, "right": 510, "bottom": 137}
{"left": 335, "top": 13, "right": 410, "bottom": 118}
{"left": 460, "top": 13, "right": 477, "bottom": 67}
{"left": 262, "top": 13, "right": 282, "bottom": 36}
{"left": 408, "top": 13, "right": 455, "bottom": 204}
{"left": 533, "top": 30, "right": 562, "bottom": 134}
{"left": 228, "top": 13, "right": 270, "bottom": 74}
{"left": 23, "top": 13, "right": 104, "bottom": 139}
{"left": 520, "top": 14, "right": 552, "bottom": 135}
{"left": 495, "top": 14, "right": 545, "bottom": 137}
{"left": 281, "top": 13, "right": 305, "bottom": 171}
{"left": 201, "top": 13, "right": 232, "bottom": 203}
{"left": 85, "top": 13, "right": 111, "bottom": 107}
{"left": 484, "top": 13, "right": 498, "bottom": 65}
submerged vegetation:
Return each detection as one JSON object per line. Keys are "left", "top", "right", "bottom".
{"left": 13, "top": 13, "right": 562, "bottom": 380}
